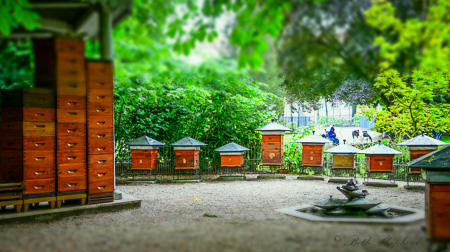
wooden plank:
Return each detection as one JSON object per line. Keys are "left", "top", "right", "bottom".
{"left": 57, "top": 109, "right": 86, "bottom": 123}
{"left": 56, "top": 95, "right": 86, "bottom": 110}
{"left": 57, "top": 163, "right": 87, "bottom": 178}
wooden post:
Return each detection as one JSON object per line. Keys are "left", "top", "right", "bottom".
{"left": 99, "top": 5, "right": 113, "bottom": 61}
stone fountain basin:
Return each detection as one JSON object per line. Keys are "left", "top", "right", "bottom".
{"left": 278, "top": 204, "right": 424, "bottom": 224}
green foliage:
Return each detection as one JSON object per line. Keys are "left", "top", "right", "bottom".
{"left": 0, "top": 41, "right": 33, "bottom": 89}
{"left": 361, "top": 68, "right": 450, "bottom": 138}
{"left": 0, "top": 0, "right": 40, "bottom": 36}
{"left": 317, "top": 116, "right": 357, "bottom": 127}
{"left": 284, "top": 126, "right": 313, "bottom": 172}
{"left": 114, "top": 72, "right": 282, "bottom": 157}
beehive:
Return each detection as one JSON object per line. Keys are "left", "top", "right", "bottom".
{"left": 171, "top": 135, "right": 207, "bottom": 170}
{"left": 409, "top": 146, "right": 450, "bottom": 241}
{"left": 126, "top": 136, "right": 164, "bottom": 170}
{"left": 214, "top": 140, "right": 249, "bottom": 167}
{"left": 359, "top": 141, "right": 401, "bottom": 173}
{"left": 324, "top": 140, "right": 360, "bottom": 170}
{"left": 398, "top": 133, "right": 448, "bottom": 174}
{"left": 296, "top": 131, "right": 332, "bottom": 167}
{"left": 255, "top": 120, "right": 291, "bottom": 166}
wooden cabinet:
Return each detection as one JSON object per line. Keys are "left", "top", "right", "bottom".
{"left": 332, "top": 155, "right": 355, "bottom": 169}
{"left": 366, "top": 155, "right": 394, "bottom": 172}
{"left": 130, "top": 150, "right": 158, "bottom": 170}
{"left": 175, "top": 150, "right": 199, "bottom": 169}
{"left": 301, "top": 144, "right": 324, "bottom": 167}
{"left": 262, "top": 134, "right": 284, "bottom": 165}
{"left": 221, "top": 155, "right": 244, "bottom": 167}
{"left": 425, "top": 184, "right": 450, "bottom": 241}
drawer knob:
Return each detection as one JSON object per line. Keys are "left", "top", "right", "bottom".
{"left": 98, "top": 160, "right": 106, "bottom": 164}
{"left": 97, "top": 173, "right": 106, "bottom": 177}
{"left": 68, "top": 83, "right": 78, "bottom": 88}
{"left": 67, "top": 143, "right": 77, "bottom": 147}
{"left": 7, "top": 142, "right": 15, "bottom": 146}
{"left": 97, "top": 186, "right": 106, "bottom": 189}
{"left": 68, "top": 70, "right": 78, "bottom": 75}
{"left": 69, "top": 59, "right": 77, "bottom": 64}
{"left": 97, "top": 121, "right": 106, "bottom": 125}
{"left": 67, "top": 156, "right": 77, "bottom": 160}
{"left": 96, "top": 108, "right": 106, "bottom": 112}
{"left": 67, "top": 112, "right": 78, "bottom": 116}
{"left": 67, "top": 102, "right": 78, "bottom": 106}
{"left": 67, "top": 129, "right": 77, "bottom": 133}
{"left": 35, "top": 113, "right": 45, "bottom": 117}
{"left": 68, "top": 183, "right": 77, "bottom": 187}
{"left": 35, "top": 171, "right": 45, "bottom": 175}
{"left": 97, "top": 134, "right": 106, "bottom": 138}
{"left": 96, "top": 82, "right": 105, "bottom": 86}
{"left": 34, "top": 125, "right": 45, "bottom": 128}
{"left": 35, "top": 157, "right": 45, "bottom": 161}
{"left": 97, "top": 147, "right": 106, "bottom": 151}
{"left": 96, "top": 95, "right": 106, "bottom": 99}
{"left": 68, "top": 170, "right": 77, "bottom": 173}
{"left": 34, "top": 142, "right": 45, "bottom": 147}
{"left": 34, "top": 185, "right": 44, "bottom": 190}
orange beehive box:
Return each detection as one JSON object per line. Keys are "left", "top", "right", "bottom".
{"left": 255, "top": 120, "right": 291, "bottom": 166}
{"left": 126, "top": 136, "right": 164, "bottom": 170}
{"left": 214, "top": 140, "right": 249, "bottom": 168}
{"left": 360, "top": 141, "right": 401, "bottom": 173}
{"left": 171, "top": 134, "right": 206, "bottom": 170}
{"left": 296, "top": 131, "right": 332, "bottom": 167}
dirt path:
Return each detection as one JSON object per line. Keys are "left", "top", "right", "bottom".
{"left": 0, "top": 178, "right": 426, "bottom": 252}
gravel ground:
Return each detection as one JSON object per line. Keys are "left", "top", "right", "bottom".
{"left": 0, "top": 177, "right": 426, "bottom": 252}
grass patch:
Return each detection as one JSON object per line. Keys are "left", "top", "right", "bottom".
{"left": 203, "top": 213, "right": 218, "bottom": 218}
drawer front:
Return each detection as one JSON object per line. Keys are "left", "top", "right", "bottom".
{"left": 23, "top": 136, "right": 55, "bottom": 151}
{"left": 262, "top": 135, "right": 282, "bottom": 142}
{"left": 23, "top": 122, "right": 55, "bottom": 136}
{"left": 87, "top": 89, "right": 113, "bottom": 104}
{"left": 1, "top": 150, "right": 23, "bottom": 164}
{"left": 57, "top": 136, "right": 86, "bottom": 151}
{"left": 23, "top": 108, "right": 55, "bottom": 122}
{"left": 23, "top": 178, "right": 55, "bottom": 194}
{"left": 0, "top": 122, "right": 23, "bottom": 136}
{"left": 88, "top": 167, "right": 114, "bottom": 182}
{"left": 24, "top": 165, "right": 56, "bottom": 180}
{"left": 1, "top": 108, "right": 23, "bottom": 122}
{"left": 175, "top": 150, "right": 198, "bottom": 168}
{"left": 57, "top": 109, "right": 86, "bottom": 123}
{"left": 303, "top": 145, "right": 323, "bottom": 151}
{"left": 34, "top": 38, "right": 84, "bottom": 54}
{"left": 58, "top": 163, "right": 87, "bottom": 178}
{"left": 262, "top": 150, "right": 283, "bottom": 164}
{"left": 0, "top": 164, "right": 23, "bottom": 182}
{"left": 56, "top": 80, "right": 86, "bottom": 96}
{"left": 56, "top": 123, "right": 86, "bottom": 137}
{"left": 1, "top": 90, "right": 54, "bottom": 108}
{"left": 57, "top": 67, "right": 86, "bottom": 82}
{"left": 87, "top": 102, "right": 113, "bottom": 116}
{"left": 87, "top": 128, "right": 113, "bottom": 141}
{"left": 87, "top": 80, "right": 113, "bottom": 90}
{"left": 57, "top": 95, "right": 86, "bottom": 110}
{"left": 23, "top": 151, "right": 55, "bottom": 166}
{"left": 88, "top": 154, "right": 114, "bottom": 169}
{"left": 221, "top": 155, "right": 244, "bottom": 167}
{"left": 88, "top": 140, "right": 114, "bottom": 155}
{"left": 0, "top": 137, "right": 23, "bottom": 150}
{"left": 56, "top": 52, "right": 85, "bottom": 68}
{"left": 87, "top": 116, "right": 113, "bottom": 129}
{"left": 131, "top": 151, "right": 157, "bottom": 169}
{"left": 57, "top": 176, "right": 87, "bottom": 192}
{"left": 57, "top": 150, "right": 86, "bottom": 164}
{"left": 87, "top": 61, "right": 113, "bottom": 83}
{"left": 88, "top": 179, "right": 114, "bottom": 194}
{"left": 262, "top": 141, "right": 282, "bottom": 150}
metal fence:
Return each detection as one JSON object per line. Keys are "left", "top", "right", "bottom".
{"left": 115, "top": 140, "right": 422, "bottom": 183}
{"left": 283, "top": 116, "right": 375, "bottom": 130}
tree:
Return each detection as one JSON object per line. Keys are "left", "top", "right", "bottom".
{"left": 361, "top": 0, "right": 450, "bottom": 138}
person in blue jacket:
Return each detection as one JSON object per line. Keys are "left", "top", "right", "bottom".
{"left": 363, "top": 131, "right": 373, "bottom": 142}
{"left": 328, "top": 128, "right": 339, "bottom": 145}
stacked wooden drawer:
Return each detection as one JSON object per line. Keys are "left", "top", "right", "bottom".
{"left": 86, "top": 61, "right": 115, "bottom": 204}
{"left": 0, "top": 88, "right": 56, "bottom": 211}
{"left": 261, "top": 135, "right": 284, "bottom": 166}
{"left": 34, "top": 38, "right": 87, "bottom": 207}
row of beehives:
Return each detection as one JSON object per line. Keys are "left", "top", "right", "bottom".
{"left": 126, "top": 120, "right": 449, "bottom": 176}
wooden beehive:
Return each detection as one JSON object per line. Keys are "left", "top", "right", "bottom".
{"left": 0, "top": 88, "right": 56, "bottom": 198}
{"left": 360, "top": 141, "right": 401, "bottom": 173}
{"left": 296, "top": 131, "right": 332, "bottom": 167}
{"left": 214, "top": 140, "right": 249, "bottom": 167}
{"left": 255, "top": 120, "right": 291, "bottom": 166}
{"left": 171, "top": 135, "right": 206, "bottom": 170}
{"left": 86, "top": 60, "right": 115, "bottom": 204}
{"left": 126, "top": 136, "right": 164, "bottom": 170}
{"left": 398, "top": 134, "right": 448, "bottom": 175}
{"left": 409, "top": 146, "right": 450, "bottom": 241}
{"left": 332, "top": 155, "right": 355, "bottom": 169}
